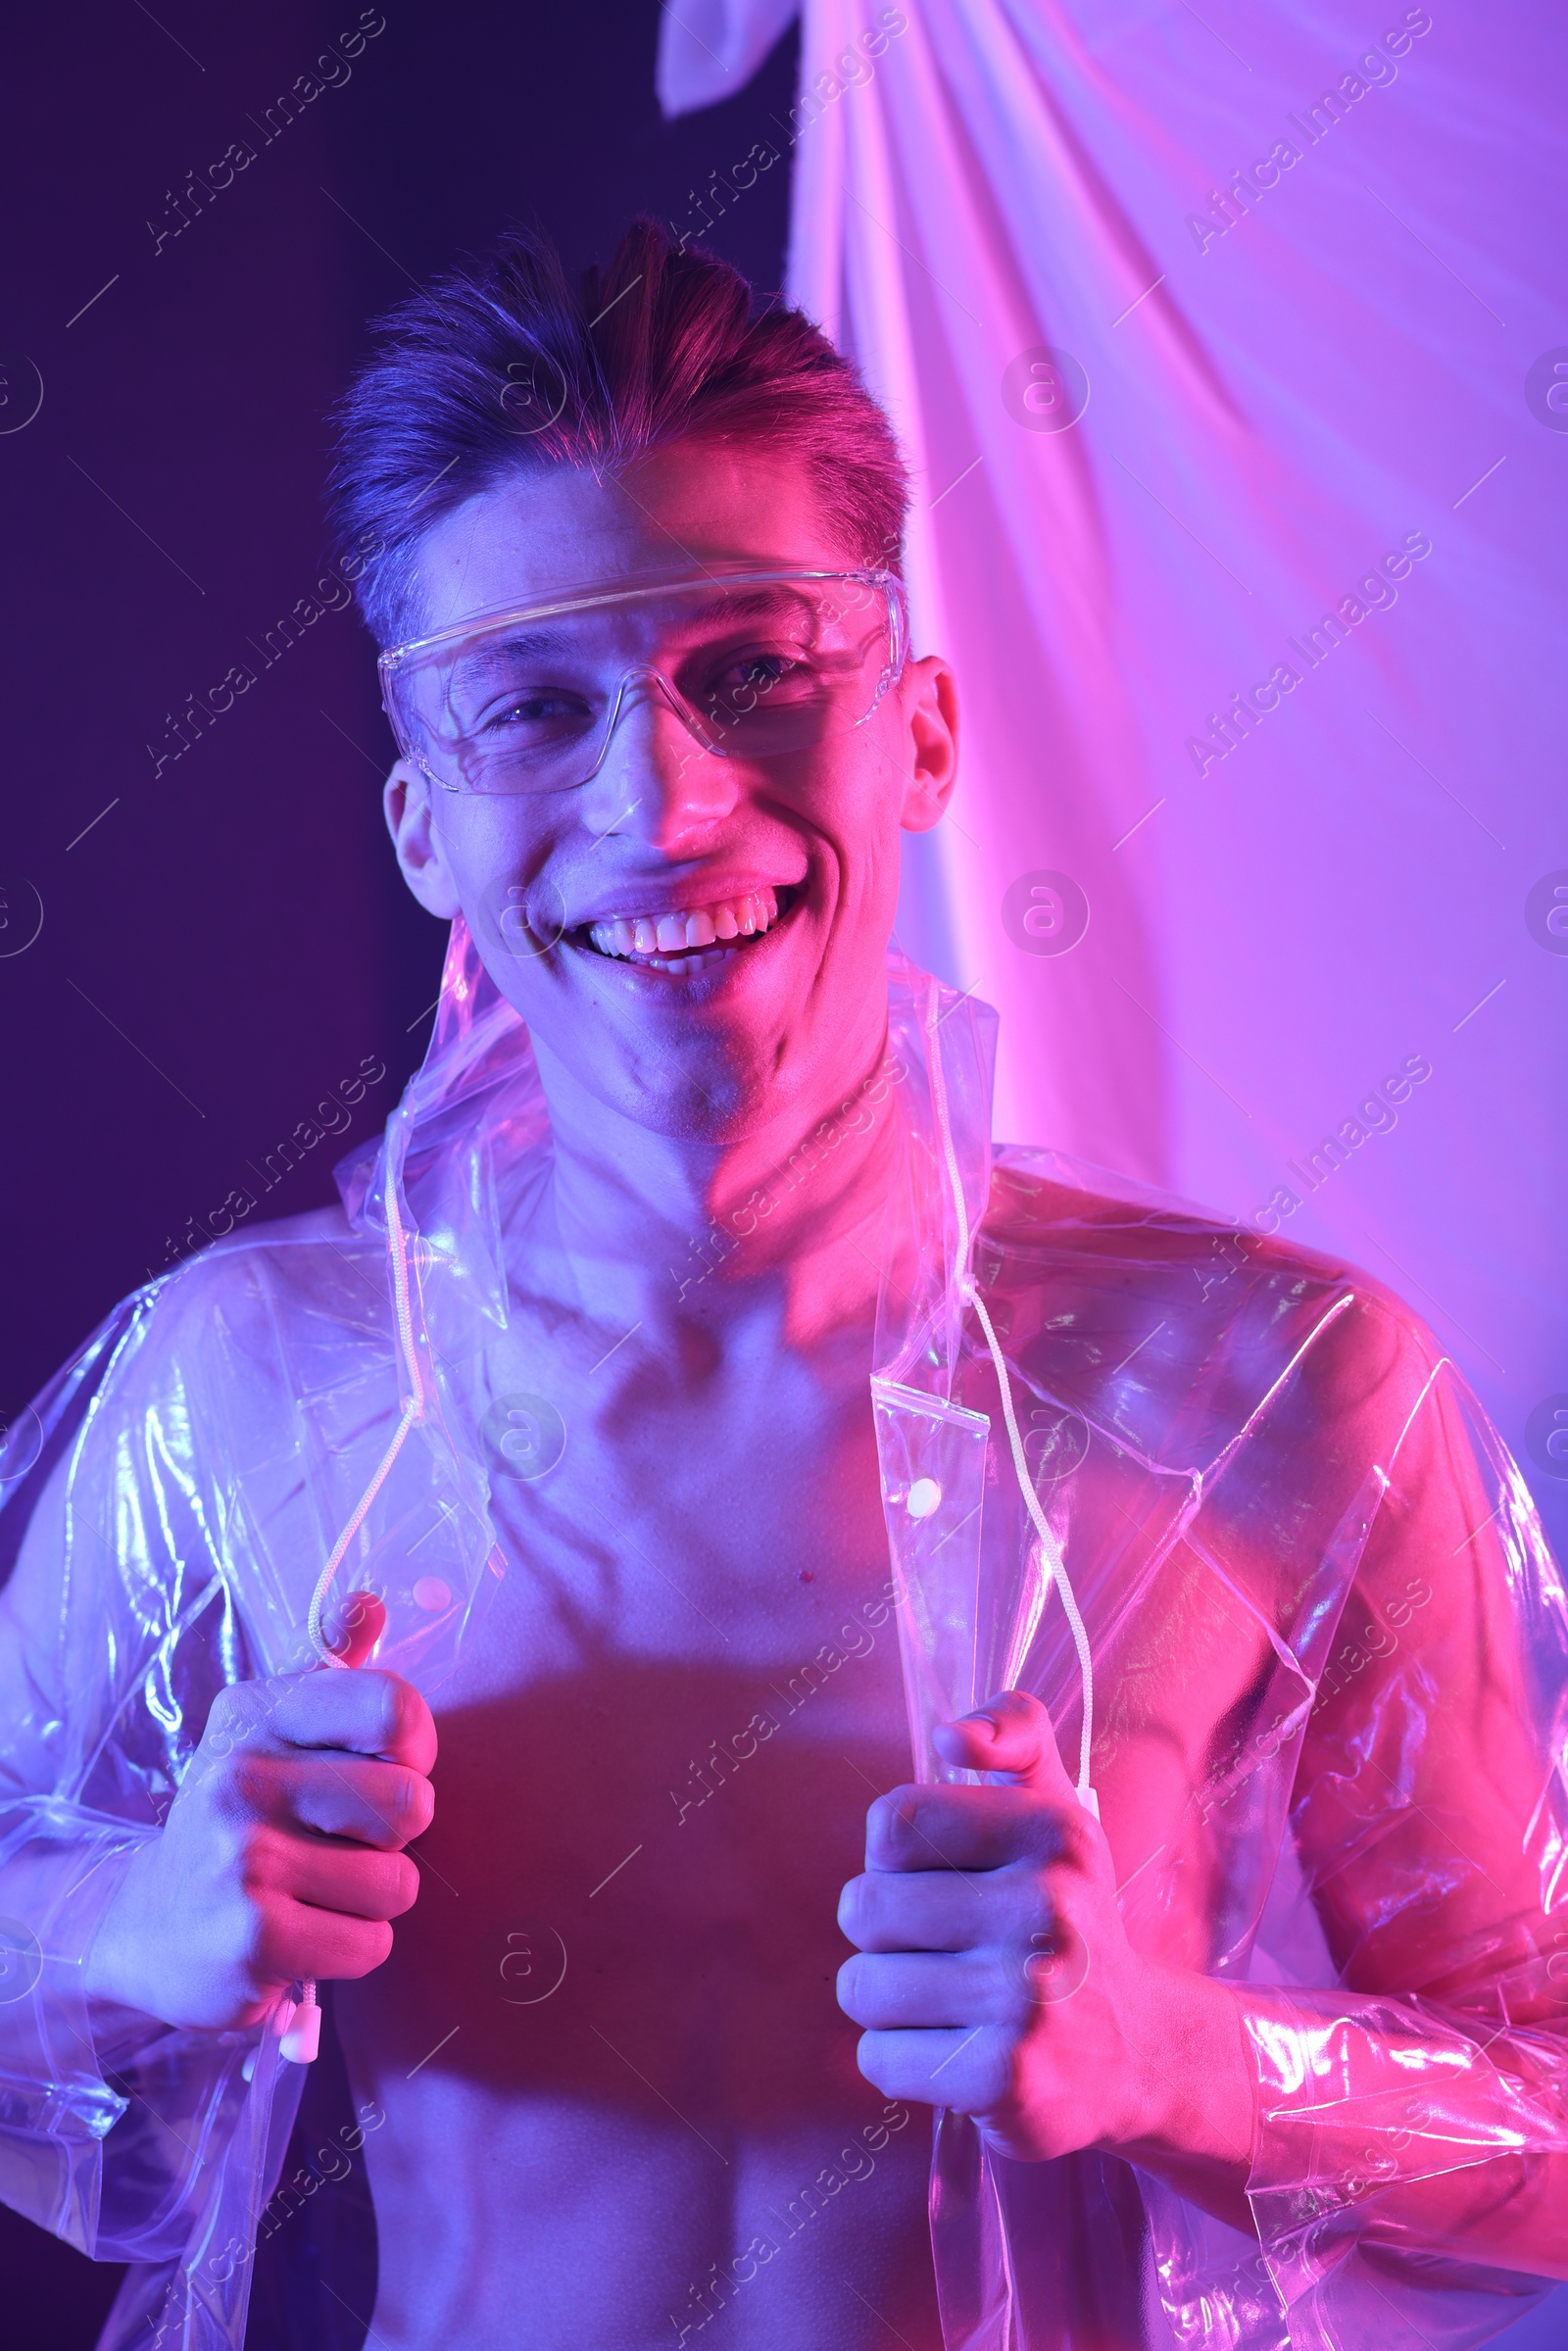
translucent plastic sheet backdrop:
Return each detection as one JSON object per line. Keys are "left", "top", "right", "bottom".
{"left": 0, "top": 931, "right": 1564, "bottom": 2348}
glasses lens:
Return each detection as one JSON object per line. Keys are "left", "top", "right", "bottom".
{"left": 385, "top": 574, "right": 897, "bottom": 795}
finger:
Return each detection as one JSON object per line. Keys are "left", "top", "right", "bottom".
{"left": 855, "top": 2024, "right": 1016, "bottom": 2114}
{"left": 839, "top": 1865, "right": 1045, "bottom": 1953}
{"left": 838, "top": 1950, "right": 1035, "bottom": 2032}
{"left": 258, "top": 1902, "right": 396, "bottom": 1986}
{"left": 931, "top": 1690, "right": 1079, "bottom": 1803}
{"left": 865, "top": 1784, "right": 1075, "bottom": 1873}
{"left": 226, "top": 1753, "right": 433, "bottom": 1849}
{"left": 213, "top": 1669, "right": 436, "bottom": 1773}
{"left": 249, "top": 1833, "right": 421, "bottom": 1923}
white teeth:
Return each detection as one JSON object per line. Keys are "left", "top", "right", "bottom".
{"left": 585, "top": 889, "right": 785, "bottom": 963}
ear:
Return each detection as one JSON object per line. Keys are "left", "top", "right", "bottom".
{"left": 383, "top": 759, "right": 463, "bottom": 918}
{"left": 898, "top": 655, "right": 959, "bottom": 834}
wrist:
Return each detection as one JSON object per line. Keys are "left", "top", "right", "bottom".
{"left": 1107, "top": 1953, "right": 1194, "bottom": 2151}
{"left": 1108, "top": 1959, "right": 1256, "bottom": 2177}
{"left": 82, "top": 1837, "right": 161, "bottom": 2020}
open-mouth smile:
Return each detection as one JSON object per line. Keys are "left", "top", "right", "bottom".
{"left": 567, "top": 884, "right": 800, "bottom": 975}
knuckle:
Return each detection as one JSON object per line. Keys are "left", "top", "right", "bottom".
{"left": 234, "top": 1894, "right": 276, "bottom": 1973}
{"left": 210, "top": 1754, "right": 266, "bottom": 1822}
{"left": 990, "top": 1952, "right": 1037, "bottom": 2025}
{"left": 231, "top": 1756, "right": 275, "bottom": 1815}
{"left": 837, "top": 1875, "right": 869, "bottom": 1942}
{"left": 856, "top": 2030, "right": 894, "bottom": 2091}
{"left": 866, "top": 1788, "right": 920, "bottom": 1860}
{"left": 1024, "top": 1805, "right": 1073, "bottom": 1862}
{"left": 206, "top": 1684, "right": 259, "bottom": 1751}
{"left": 343, "top": 1921, "right": 395, "bottom": 1978}
{"left": 385, "top": 1855, "right": 420, "bottom": 1917}
{"left": 235, "top": 1823, "right": 282, "bottom": 1898}
{"left": 991, "top": 1688, "right": 1042, "bottom": 1726}
{"left": 205, "top": 1687, "right": 240, "bottom": 1739}
{"left": 972, "top": 2035, "right": 1017, "bottom": 2109}
{"left": 1014, "top": 1869, "right": 1053, "bottom": 1928}
{"left": 368, "top": 1672, "right": 410, "bottom": 1749}
{"left": 392, "top": 1768, "right": 434, "bottom": 1838}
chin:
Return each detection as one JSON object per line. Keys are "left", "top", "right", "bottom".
{"left": 603, "top": 1040, "right": 794, "bottom": 1146}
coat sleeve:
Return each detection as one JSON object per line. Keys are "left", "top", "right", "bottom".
{"left": 0, "top": 1291, "right": 269, "bottom": 2268}
{"left": 1240, "top": 1300, "right": 1568, "bottom": 2343}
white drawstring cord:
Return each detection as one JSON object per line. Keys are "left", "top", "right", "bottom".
{"left": 304, "top": 1396, "right": 418, "bottom": 1670}
{"left": 286, "top": 1142, "right": 428, "bottom": 2061}
{"left": 306, "top": 1148, "right": 428, "bottom": 1667}
{"left": 923, "top": 987, "right": 1099, "bottom": 1817}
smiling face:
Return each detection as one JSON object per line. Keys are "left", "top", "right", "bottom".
{"left": 384, "top": 438, "right": 957, "bottom": 1145}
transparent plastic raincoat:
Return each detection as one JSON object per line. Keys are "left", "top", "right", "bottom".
{"left": 0, "top": 923, "right": 1563, "bottom": 2351}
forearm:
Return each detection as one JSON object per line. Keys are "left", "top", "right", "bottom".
{"left": 0, "top": 1815, "right": 165, "bottom": 2246}
{"left": 0, "top": 1811, "right": 265, "bottom": 2265}
{"left": 1107, "top": 1966, "right": 1568, "bottom": 2281}
{"left": 0, "top": 1816, "right": 157, "bottom": 2071}
{"left": 1242, "top": 1984, "right": 1568, "bottom": 2280}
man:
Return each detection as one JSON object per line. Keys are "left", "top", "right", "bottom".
{"left": 1, "top": 221, "right": 1564, "bottom": 2351}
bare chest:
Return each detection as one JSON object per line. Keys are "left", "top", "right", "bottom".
{"left": 333, "top": 1339, "right": 939, "bottom": 2342}
{"left": 340, "top": 1327, "right": 912, "bottom": 2060}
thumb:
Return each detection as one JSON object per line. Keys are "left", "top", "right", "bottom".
{"left": 321, "top": 1591, "right": 387, "bottom": 1670}
{"left": 932, "top": 1689, "right": 1079, "bottom": 1800}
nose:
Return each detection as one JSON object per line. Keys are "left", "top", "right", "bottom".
{"left": 577, "top": 671, "right": 741, "bottom": 851}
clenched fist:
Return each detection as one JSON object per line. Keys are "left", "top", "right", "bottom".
{"left": 86, "top": 1614, "right": 436, "bottom": 2032}
{"left": 838, "top": 1690, "right": 1188, "bottom": 2165}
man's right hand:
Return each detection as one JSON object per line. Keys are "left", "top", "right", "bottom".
{"left": 85, "top": 1650, "right": 436, "bottom": 2030}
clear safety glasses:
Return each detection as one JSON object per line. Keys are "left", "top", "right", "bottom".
{"left": 378, "top": 565, "right": 908, "bottom": 796}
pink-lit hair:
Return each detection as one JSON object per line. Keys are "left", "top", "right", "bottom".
{"left": 328, "top": 217, "right": 908, "bottom": 649}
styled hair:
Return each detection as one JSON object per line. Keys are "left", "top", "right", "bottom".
{"left": 328, "top": 218, "right": 908, "bottom": 649}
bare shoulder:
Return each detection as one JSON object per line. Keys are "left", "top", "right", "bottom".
{"left": 983, "top": 1148, "right": 1449, "bottom": 1461}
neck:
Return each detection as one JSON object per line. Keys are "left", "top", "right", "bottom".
{"left": 521, "top": 1019, "right": 906, "bottom": 1347}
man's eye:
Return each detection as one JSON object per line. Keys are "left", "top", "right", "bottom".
{"left": 477, "top": 688, "right": 588, "bottom": 732}
{"left": 706, "top": 652, "right": 806, "bottom": 704}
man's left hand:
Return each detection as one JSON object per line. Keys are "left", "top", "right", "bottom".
{"left": 836, "top": 1689, "right": 1168, "bottom": 2162}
